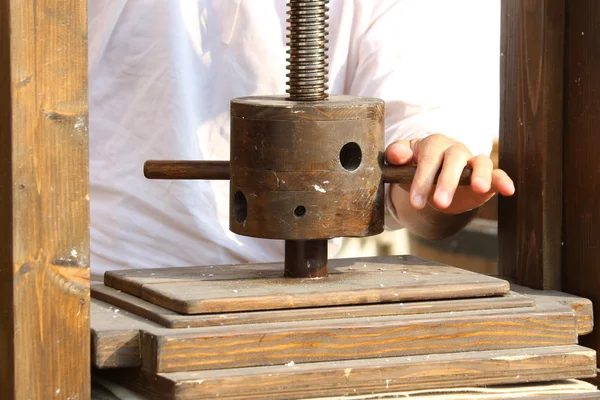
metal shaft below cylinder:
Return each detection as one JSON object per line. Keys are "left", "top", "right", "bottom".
{"left": 284, "top": 0, "right": 331, "bottom": 278}
{"left": 284, "top": 239, "right": 328, "bottom": 278}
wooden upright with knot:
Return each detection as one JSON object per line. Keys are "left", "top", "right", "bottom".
{"left": 0, "top": 0, "right": 90, "bottom": 399}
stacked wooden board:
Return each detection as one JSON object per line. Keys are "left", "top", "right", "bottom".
{"left": 91, "top": 255, "right": 600, "bottom": 399}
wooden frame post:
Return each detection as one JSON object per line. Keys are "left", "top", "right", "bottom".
{"left": 562, "top": 0, "right": 600, "bottom": 365}
{"left": 0, "top": 1, "right": 90, "bottom": 398}
{"left": 500, "top": 0, "right": 600, "bottom": 366}
{"left": 498, "top": 0, "right": 565, "bottom": 290}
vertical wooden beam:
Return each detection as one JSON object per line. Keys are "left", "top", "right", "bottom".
{"left": 562, "top": 0, "right": 600, "bottom": 366}
{"left": 0, "top": 1, "right": 90, "bottom": 398}
{"left": 498, "top": 0, "right": 565, "bottom": 290}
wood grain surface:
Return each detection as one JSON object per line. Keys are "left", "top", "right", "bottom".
{"left": 229, "top": 95, "right": 385, "bottom": 240}
{"left": 498, "top": 0, "right": 565, "bottom": 290}
{"left": 141, "top": 303, "right": 576, "bottom": 373}
{"left": 104, "top": 255, "right": 510, "bottom": 314}
{"left": 144, "top": 160, "right": 230, "bottom": 180}
{"left": 511, "top": 283, "right": 593, "bottom": 336}
{"left": 92, "top": 283, "right": 534, "bottom": 329}
{"left": 0, "top": 0, "right": 90, "bottom": 398}
{"left": 562, "top": 0, "right": 600, "bottom": 368}
{"left": 162, "top": 346, "right": 597, "bottom": 400}
{"left": 95, "top": 346, "right": 596, "bottom": 400}
{"left": 91, "top": 300, "right": 161, "bottom": 369}
{"left": 90, "top": 298, "right": 580, "bottom": 373}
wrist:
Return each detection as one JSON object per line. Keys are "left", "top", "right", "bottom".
{"left": 389, "top": 184, "right": 478, "bottom": 240}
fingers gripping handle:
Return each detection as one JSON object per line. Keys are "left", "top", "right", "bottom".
{"left": 144, "top": 160, "right": 472, "bottom": 186}
{"left": 381, "top": 164, "right": 472, "bottom": 186}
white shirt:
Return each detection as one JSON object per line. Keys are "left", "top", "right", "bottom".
{"left": 89, "top": 0, "right": 499, "bottom": 278}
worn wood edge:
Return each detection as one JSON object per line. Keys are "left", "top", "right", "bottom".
{"left": 164, "top": 346, "right": 597, "bottom": 400}
{"left": 230, "top": 94, "right": 384, "bottom": 122}
{"left": 92, "top": 330, "right": 141, "bottom": 370}
{"left": 510, "top": 283, "right": 594, "bottom": 335}
{"left": 141, "top": 280, "right": 510, "bottom": 315}
{"left": 91, "top": 299, "right": 162, "bottom": 369}
{"left": 92, "top": 284, "right": 535, "bottom": 329}
{"left": 91, "top": 376, "right": 600, "bottom": 400}
{"left": 319, "top": 380, "right": 600, "bottom": 400}
{"left": 96, "top": 346, "right": 595, "bottom": 400}
{"left": 143, "top": 302, "right": 576, "bottom": 342}
{"left": 143, "top": 303, "right": 578, "bottom": 373}
{"left": 92, "top": 284, "right": 176, "bottom": 327}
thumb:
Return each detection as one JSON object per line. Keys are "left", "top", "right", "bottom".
{"left": 386, "top": 140, "right": 414, "bottom": 165}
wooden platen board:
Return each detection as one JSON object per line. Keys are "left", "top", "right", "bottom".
{"left": 104, "top": 256, "right": 510, "bottom": 314}
{"left": 90, "top": 298, "right": 578, "bottom": 373}
{"left": 92, "top": 284, "right": 535, "bottom": 329}
{"left": 95, "top": 346, "right": 596, "bottom": 400}
{"left": 140, "top": 303, "right": 576, "bottom": 373}
{"left": 93, "top": 258, "right": 597, "bottom": 398}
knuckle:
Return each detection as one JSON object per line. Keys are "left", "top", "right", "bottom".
{"left": 428, "top": 133, "right": 447, "bottom": 142}
{"left": 473, "top": 154, "right": 490, "bottom": 162}
{"left": 447, "top": 143, "right": 471, "bottom": 157}
{"left": 419, "top": 152, "right": 441, "bottom": 168}
{"left": 472, "top": 154, "right": 493, "bottom": 169}
{"left": 390, "top": 139, "right": 409, "bottom": 148}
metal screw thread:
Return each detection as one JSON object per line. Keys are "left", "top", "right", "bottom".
{"left": 286, "top": 0, "right": 330, "bottom": 101}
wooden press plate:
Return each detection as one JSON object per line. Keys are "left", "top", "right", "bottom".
{"left": 92, "top": 283, "right": 534, "bottom": 329}
{"left": 138, "top": 302, "right": 577, "bottom": 373}
{"left": 103, "top": 255, "right": 510, "bottom": 314}
{"left": 95, "top": 346, "right": 597, "bottom": 400}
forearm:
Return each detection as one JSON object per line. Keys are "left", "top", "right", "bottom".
{"left": 389, "top": 184, "right": 478, "bottom": 240}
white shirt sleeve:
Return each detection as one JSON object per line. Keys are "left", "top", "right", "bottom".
{"left": 346, "top": 0, "right": 500, "bottom": 230}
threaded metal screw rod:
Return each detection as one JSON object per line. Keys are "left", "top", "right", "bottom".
{"left": 286, "top": 0, "right": 330, "bottom": 101}
{"left": 284, "top": 0, "right": 330, "bottom": 278}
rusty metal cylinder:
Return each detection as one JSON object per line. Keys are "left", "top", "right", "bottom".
{"left": 229, "top": 94, "right": 385, "bottom": 240}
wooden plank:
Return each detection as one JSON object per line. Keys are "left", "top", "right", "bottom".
{"left": 511, "top": 284, "right": 593, "bottom": 336}
{"left": 562, "top": 0, "right": 600, "bottom": 368}
{"left": 91, "top": 300, "right": 162, "bottom": 369}
{"left": 92, "top": 283, "right": 535, "bottom": 329}
{"left": 498, "top": 0, "right": 565, "bottom": 289}
{"left": 95, "top": 346, "right": 596, "bottom": 400}
{"left": 104, "top": 256, "right": 510, "bottom": 314}
{"left": 104, "top": 255, "right": 497, "bottom": 297}
{"left": 141, "top": 303, "right": 577, "bottom": 373}
{"left": 93, "top": 283, "right": 593, "bottom": 337}
{"left": 0, "top": 0, "right": 90, "bottom": 398}
{"left": 105, "top": 261, "right": 281, "bottom": 298}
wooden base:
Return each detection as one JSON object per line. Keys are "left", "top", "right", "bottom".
{"left": 94, "top": 348, "right": 596, "bottom": 400}
{"left": 92, "top": 377, "right": 600, "bottom": 400}
{"left": 91, "top": 256, "right": 598, "bottom": 398}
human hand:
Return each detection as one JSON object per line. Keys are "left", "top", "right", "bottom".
{"left": 386, "top": 134, "right": 515, "bottom": 215}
